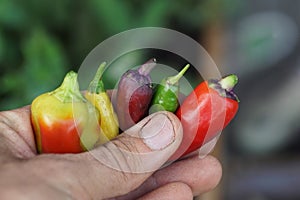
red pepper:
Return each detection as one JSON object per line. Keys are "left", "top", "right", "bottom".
{"left": 173, "top": 74, "right": 239, "bottom": 158}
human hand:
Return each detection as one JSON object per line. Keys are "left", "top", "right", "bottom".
{"left": 0, "top": 106, "right": 222, "bottom": 200}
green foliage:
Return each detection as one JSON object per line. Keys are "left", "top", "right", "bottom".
{"left": 1, "top": 28, "right": 67, "bottom": 109}
{"left": 22, "top": 28, "right": 68, "bottom": 101}
{"left": 0, "top": 0, "right": 240, "bottom": 110}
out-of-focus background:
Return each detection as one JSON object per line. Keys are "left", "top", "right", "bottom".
{"left": 1, "top": 0, "right": 300, "bottom": 199}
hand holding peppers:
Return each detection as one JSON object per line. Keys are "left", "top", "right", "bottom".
{"left": 26, "top": 57, "right": 236, "bottom": 198}
{"left": 31, "top": 59, "right": 239, "bottom": 158}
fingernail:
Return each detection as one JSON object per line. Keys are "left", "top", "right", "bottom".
{"left": 140, "top": 113, "right": 175, "bottom": 150}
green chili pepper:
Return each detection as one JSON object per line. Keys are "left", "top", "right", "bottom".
{"left": 151, "top": 64, "right": 190, "bottom": 113}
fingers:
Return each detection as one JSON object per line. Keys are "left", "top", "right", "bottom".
{"left": 154, "top": 155, "right": 222, "bottom": 196}
{"left": 8, "top": 106, "right": 36, "bottom": 155}
{"left": 113, "top": 155, "right": 222, "bottom": 199}
{"left": 138, "top": 182, "right": 193, "bottom": 200}
{"left": 0, "top": 106, "right": 36, "bottom": 159}
{"left": 46, "top": 111, "right": 183, "bottom": 199}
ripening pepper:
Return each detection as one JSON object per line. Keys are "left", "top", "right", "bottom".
{"left": 116, "top": 58, "right": 156, "bottom": 131}
{"left": 31, "top": 71, "right": 101, "bottom": 153}
{"left": 151, "top": 64, "right": 190, "bottom": 113}
{"left": 172, "top": 74, "right": 239, "bottom": 159}
{"left": 85, "top": 62, "right": 119, "bottom": 142}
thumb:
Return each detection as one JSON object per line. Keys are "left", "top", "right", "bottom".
{"left": 91, "top": 111, "right": 183, "bottom": 173}
{"left": 77, "top": 111, "right": 183, "bottom": 199}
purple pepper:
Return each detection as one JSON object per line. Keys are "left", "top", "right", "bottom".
{"left": 116, "top": 58, "right": 156, "bottom": 131}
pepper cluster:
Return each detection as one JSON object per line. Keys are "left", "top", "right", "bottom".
{"left": 31, "top": 59, "right": 239, "bottom": 158}
{"left": 31, "top": 62, "right": 118, "bottom": 153}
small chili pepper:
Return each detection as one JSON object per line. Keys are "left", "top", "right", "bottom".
{"left": 151, "top": 64, "right": 190, "bottom": 113}
{"left": 116, "top": 58, "right": 156, "bottom": 131}
{"left": 85, "top": 62, "right": 119, "bottom": 142}
{"left": 173, "top": 74, "right": 239, "bottom": 158}
{"left": 31, "top": 71, "right": 100, "bottom": 153}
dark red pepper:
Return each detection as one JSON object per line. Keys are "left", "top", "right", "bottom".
{"left": 116, "top": 59, "right": 156, "bottom": 131}
{"left": 173, "top": 74, "right": 239, "bottom": 158}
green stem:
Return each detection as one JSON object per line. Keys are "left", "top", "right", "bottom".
{"left": 218, "top": 74, "right": 238, "bottom": 91}
{"left": 51, "top": 71, "right": 85, "bottom": 103}
{"left": 88, "top": 62, "right": 106, "bottom": 93}
{"left": 167, "top": 64, "right": 190, "bottom": 85}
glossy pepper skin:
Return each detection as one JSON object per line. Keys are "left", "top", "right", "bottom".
{"left": 116, "top": 59, "right": 156, "bottom": 131}
{"left": 151, "top": 64, "right": 190, "bottom": 113}
{"left": 31, "top": 71, "right": 100, "bottom": 153}
{"left": 85, "top": 62, "right": 119, "bottom": 142}
{"left": 174, "top": 74, "right": 239, "bottom": 158}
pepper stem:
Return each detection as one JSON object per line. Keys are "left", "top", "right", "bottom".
{"left": 167, "top": 64, "right": 190, "bottom": 85}
{"left": 51, "top": 71, "right": 85, "bottom": 103}
{"left": 218, "top": 74, "right": 238, "bottom": 91}
{"left": 138, "top": 58, "right": 157, "bottom": 75}
{"left": 88, "top": 62, "right": 106, "bottom": 93}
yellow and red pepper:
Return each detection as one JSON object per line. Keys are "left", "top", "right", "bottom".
{"left": 31, "top": 71, "right": 100, "bottom": 153}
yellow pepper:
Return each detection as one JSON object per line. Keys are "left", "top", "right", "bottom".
{"left": 85, "top": 62, "right": 119, "bottom": 142}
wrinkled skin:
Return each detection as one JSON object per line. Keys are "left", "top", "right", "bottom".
{"left": 0, "top": 106, "right": 222, "bottom": 200}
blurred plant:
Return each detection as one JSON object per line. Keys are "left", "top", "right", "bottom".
{"left": 1, "top": 28, "right": 67, "bottom": 109}
{"left": 0, "top": 0, "right": 239, "bottom": 110}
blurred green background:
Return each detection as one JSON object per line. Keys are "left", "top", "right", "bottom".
{"left": 0, "top": 0, "right": 238, "bottom": 110}
{"left": 1, "top": 0, "right": 300, "bottom": 200}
